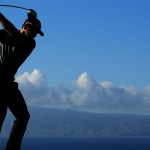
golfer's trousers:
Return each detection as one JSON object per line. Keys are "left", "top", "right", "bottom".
{"left": 0, "top": 82, "right": 30, "bottom": 150}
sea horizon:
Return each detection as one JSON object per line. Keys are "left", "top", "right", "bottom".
{"left": 1, "top": 136, "right": 150, "bottom": 150}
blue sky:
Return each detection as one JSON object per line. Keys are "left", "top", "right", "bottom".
{"left": 1, "top": 0, "right": 150, "bottom": 114}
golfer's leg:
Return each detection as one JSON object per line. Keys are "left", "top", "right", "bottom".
{"left": 5, "top": 89, "right": 30, "bottom": 150}
{"left": 0, "top": 103, "right": 7, "bottom": 132}
{"left": 0, "top": 85, "right": 7, "bottom": 133}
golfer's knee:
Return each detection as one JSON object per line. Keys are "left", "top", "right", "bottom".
{"left": 23, "top": 111, "right": 30, "bottom": 123}
{"left": 17, "top": 111, "right": 30, "bottom": 123}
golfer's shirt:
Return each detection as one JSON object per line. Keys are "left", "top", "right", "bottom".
{"left": 0, "top": 29, "right": 35, "bottom": 82}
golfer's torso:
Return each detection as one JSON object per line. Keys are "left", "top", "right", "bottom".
{"left": 0, "top": 29, "right": 35, "bottom": 81}
{"left": 0, "top": 30, "right": 18, "bottom": 79}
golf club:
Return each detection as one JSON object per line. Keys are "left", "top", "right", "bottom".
{"left": 0, "top": 4, "right": 37, "bottom": 18}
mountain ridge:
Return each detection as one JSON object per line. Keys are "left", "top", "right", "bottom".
{"left": 2, "top": 107, "right": 150, "bottom": 137}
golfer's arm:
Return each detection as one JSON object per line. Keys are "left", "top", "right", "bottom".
{"left": 0, "top": 12, "right": 20, "bottom": 37}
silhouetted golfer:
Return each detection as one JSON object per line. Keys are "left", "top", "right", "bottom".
{"left": 0, "top": 11, "right": 44, "bottom": 150}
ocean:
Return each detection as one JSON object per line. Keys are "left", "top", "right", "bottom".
{"left": 1, "top": 136, "right": 150, "bottom": 150}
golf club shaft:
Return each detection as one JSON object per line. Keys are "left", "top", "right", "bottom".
{"left": 0, "top": 4, "right": 28, "bottom": 10}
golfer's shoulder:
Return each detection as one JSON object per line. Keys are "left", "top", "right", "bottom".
{"left": 0, "top": 29, "right": 9, "bottom": 41}
{"left": 0, "top": 29, "right": 6, "bottom": 35}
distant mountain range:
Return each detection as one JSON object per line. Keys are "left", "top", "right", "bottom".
{"left": 1, "top": 107, "right": 150, "bottom": 137}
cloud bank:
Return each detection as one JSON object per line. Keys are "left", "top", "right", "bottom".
{"left": 16, "top": 69, "right": 150, "bottom": 115}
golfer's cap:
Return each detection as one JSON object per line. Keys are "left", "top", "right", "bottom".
{"left": 24, "top": 18, "right": 44, "bottom": 36}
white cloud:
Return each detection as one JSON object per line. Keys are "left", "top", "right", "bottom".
{"left": 15, "top": 69, "right": 49, "bottom": 106}
{"left": 15, "top": 70, "right": 150, "bottom": 115}
{"left": 16, "top": 69, "right": 46, "bottom": 88}
{"left": 75, "top": 72, "right": 96, "bottom": 89}
{"left": 100, "top": 81, "right": 113, "bottom": 88}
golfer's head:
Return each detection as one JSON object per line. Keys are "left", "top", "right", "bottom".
{"left": 23, "top": 18, "right": 44, "bottom": 38}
